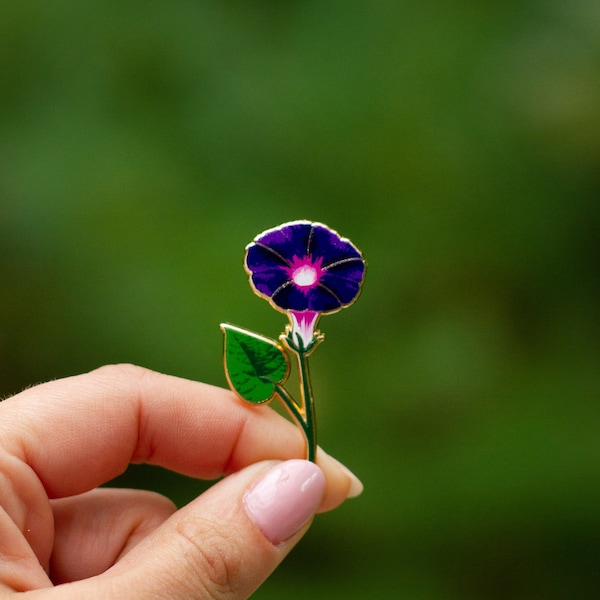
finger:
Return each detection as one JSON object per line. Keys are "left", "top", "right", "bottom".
{"left": 49, "top": 488, "right": 176, "bottom": 584}
{"left": 0, "top": 365, "right": 360, "bottom": 509}
{"left": 0, "top": 502, "right": 52, "bottom": 591}
{"left": 38, "top": 460, "right": 327, "bottom": 600}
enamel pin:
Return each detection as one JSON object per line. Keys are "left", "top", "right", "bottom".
{"left": 221, "top": 220, "right": 366, "bottom": 462}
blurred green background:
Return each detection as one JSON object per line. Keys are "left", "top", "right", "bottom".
{"left": 1, "top": 1, "right": 599, "bottom": 598}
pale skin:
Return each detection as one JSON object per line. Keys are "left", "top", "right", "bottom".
{"left": 0, "top": 364, "right": 362, "bottom": 599}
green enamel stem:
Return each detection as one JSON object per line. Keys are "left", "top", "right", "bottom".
{"left": 297, "top": 348, "right": 317, "bottom": 463}
{"left": 273, "top": 383, "right": 306, "bottom": 447}
{"left": 273, "top": 346, "right": 317, "bottom": 463}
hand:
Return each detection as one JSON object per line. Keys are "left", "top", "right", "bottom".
{"left": 0, "top": 364, "right": 362, "bottom": 598}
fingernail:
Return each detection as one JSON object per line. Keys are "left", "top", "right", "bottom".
{"left": 341, "top": 464, "right": 364, "bottom": 498}
{"left": 318, "top": 450, "right": 364, "bottom": 499}
{"left": 244, "top": 460, "right": 325, "bottom": 545}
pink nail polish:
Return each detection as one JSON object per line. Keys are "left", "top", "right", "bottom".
{"left": 244, "top": 460, "right": 326, "bottom": 545}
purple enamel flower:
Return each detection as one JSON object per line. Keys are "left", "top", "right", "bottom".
{"left": 245, "top": 220, "right": 366, "bottom": 346}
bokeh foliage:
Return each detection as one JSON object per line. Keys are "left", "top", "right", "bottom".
{"left": 1, "top": 1, "right": 599, "bottom": 598}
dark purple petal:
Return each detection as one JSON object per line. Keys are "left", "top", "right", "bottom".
{"left": 308, "top": 224, "right": 363, "bottom": 267}
{"left": 307, "top": 285, "right": 344, "bottom": 312}
{"left": 250, "top": 268, "right": 290, "bottom": 298}
{"left": 246, "top": 243, "right": 292, "bottom": 297}
{"left": 254, "top": 221, "right": 314, "bottom": 262}
{"left": 246, "top": 243, "right": 290, "bottom": 272}
{"left": 324, "top": 257, "right": 365, "bottom": 282}
{"left": 271, "top": 283, "right": 309, "bottom": 311}
{"left": 271, "top": 282, "right": 342, "bottom": 312}
{"left": 320, "top": 272, "right": 363, "bottom": 305}
{"left": 317, "top": 256, "right": 365, "bottom": 305}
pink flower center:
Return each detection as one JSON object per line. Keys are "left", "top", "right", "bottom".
{"left": 292, "top": 265, "right": 318, "bottom": 287}
{"left": 288, "top": 256, "right": 323, "bottom": 291}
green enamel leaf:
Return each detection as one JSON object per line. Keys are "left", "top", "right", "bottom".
{"left": 220, "top": 324, "right": 290, "bottom": 404}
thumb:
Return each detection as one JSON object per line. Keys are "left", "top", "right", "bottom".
{"left": 69, "top": 460, "right": 326, "bottom": 599}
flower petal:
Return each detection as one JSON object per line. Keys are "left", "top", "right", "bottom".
{"left": 307, "top": 285, "right": 343, "bottom": 312}
{"left": 320, "top": 272, "right": 363, "bottom": 305}
{"left": 271, "top": 283, "right": 309, "bottom": 311}
{"left": 250, "top": 267, "right": 290, "bottom": 298}
{"left": 324, "top": 256, "right": 366, "bottom": 281}
{"left": 254, "top": 221, "right": 314, "bottom": 262}
{"left": 308, "top": 224, "right": 361, "bottom": 265}
{"left": 246, "top": 243, "right": 290, "bottom": 271}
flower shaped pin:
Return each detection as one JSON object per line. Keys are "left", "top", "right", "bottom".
{"left": 221, "top": 220, "right": 366, "bottom": 461}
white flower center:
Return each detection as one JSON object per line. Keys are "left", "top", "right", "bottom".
{"left": 292, "top": 265, "right": 318, "bottom": 288}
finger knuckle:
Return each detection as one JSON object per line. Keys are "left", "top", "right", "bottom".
{"left": 172, "top": 516, "right": 243, "bottom": 600}
{"left": 91, "top": 363, "right": 157, "bottom": 384}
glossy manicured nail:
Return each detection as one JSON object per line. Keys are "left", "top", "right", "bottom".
{"left": 318, "top": 449, "right": 364, "bottom": 499}
{"left": 341, "top": 464, "right": 364, "bottom": 498}
{"left": 244, "top": 460, "right": 325, "bottom": 545}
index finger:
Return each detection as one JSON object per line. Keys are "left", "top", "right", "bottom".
{"left": 0, "top": 364, "right": 326, "bottom": 499}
